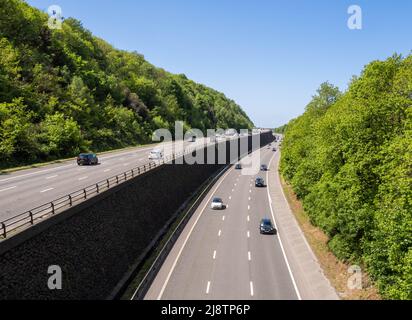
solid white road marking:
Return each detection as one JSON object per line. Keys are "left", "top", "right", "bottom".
{"left": 46, "top": 175, "right": 58, "bottom": 180}
{"left": 40, "top": 188, "right": 54, "bottom": 193}
{"left": 250, "top": 281, "right": 254, "bottom": 297}
{"left": 157, "top": 167, "right": 233, "bottom": 300}
{"left": 0, "top": 186, "right": 17, "bottom": 193}
{"left": 267, "top": 152, "right": 302, "bottom": 300}
{"left": 206, "top": 281, "right": 211, "bottom": 294}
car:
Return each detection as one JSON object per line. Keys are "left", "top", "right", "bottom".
{"left": 77, "top": 153, "right": 98, "bottom": 166}
{"left": 272, "top": 147, "right": 277, "bottom": 152}
{"left": 149, "top": 149, "right": 164, "bottom": 160}
{"left": 260, "top": 218, "right": 277, "bottom": 235}
{"left": 187, "top": 136, "right": 196, "bottom": 142}
{"left": 235, "top": 163, "right": 242, "bottom": 170}
{"left": 255, "top": 177, "right": 265, "bottom": 187}
{"left": 260, "top": 164, "right": 268, "bottom": 171}
{"left": 211, "top": 197, "right": 224, "bottom": 210}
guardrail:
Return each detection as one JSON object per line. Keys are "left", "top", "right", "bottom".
{"left": 0, "top": 146, "right": 199, "bottom": 240}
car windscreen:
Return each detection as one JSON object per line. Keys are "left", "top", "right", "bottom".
{"left": 213, "top": 198, "right": 222, "bottom": 203}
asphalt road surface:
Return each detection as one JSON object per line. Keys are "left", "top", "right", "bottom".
{"left": 0, "top": 138, "right": 211, "bottom": 222}
{"left": 145, "top": 142, "right": 300, "bottom": 300}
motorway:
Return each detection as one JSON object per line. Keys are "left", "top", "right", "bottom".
{"left": 0, "top": 138, "right": 210, "bottom": 223}
{"left": 145, "top": 141, "right": 300, "bottom": 300}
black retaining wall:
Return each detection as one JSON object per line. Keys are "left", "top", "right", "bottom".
{"left": 0, "top": 132, "right": 274, "bottom": 300}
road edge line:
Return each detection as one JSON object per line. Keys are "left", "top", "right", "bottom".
{"left": 267, "top": 152, "right": 302, "bottom": 300}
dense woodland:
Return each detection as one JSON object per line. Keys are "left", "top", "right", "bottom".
{"left": 0, "top": 0, "right": 253, "bottom": 169}
{"left": 280, "top": 56, "right": 411, "bottom": 299}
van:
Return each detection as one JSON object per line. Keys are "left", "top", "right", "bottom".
{"left": 149, "top": 149, "right": 164, "bottom": 160}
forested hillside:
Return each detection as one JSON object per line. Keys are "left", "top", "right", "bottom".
{"left": 0, "top": 0, "right": 253, "bottom": 169}
{"left": 280, "top": 56, "right": 411, "bottom": 299}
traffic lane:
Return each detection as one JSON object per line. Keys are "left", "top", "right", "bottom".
{"left": 248, "top": 149, "right": 299, "bottom": 300}
{"left": 0, "top": 138, "right": 206, "bottom": 187}
{"left": 0, "top": 145, "right": 153, "bottom": 186}
{"left": 0, "top": 155, "right": 153, "bottom": 216}
{"left": 149, "top": 147, "right": 277, "bottom": 300}
{"left": 207, "top": 170, "right": 252, "bottom": 300}
{"left": 209, "top": 148, "right": 294, "bottom": 300}
{"left": 0, "top": 139, "right": 207, "bottom": 209}
{"left": 157, "top": 166, "right": 240, "bottom": 300}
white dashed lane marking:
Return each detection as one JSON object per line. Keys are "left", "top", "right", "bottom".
{"left": 206, "top": 281, "right": 211, "bottom": 294}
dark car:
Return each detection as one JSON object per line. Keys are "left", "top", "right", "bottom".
{"left": 260, "top": 164, "right": 268, "bottom": 171}
{"left": 255, "top": 177, "right": 265, "bottom": 187}
{"left": 77, "top": 153, "right": 99, "bottom": 166}
{"left": 235, "top": 163, "right": 242, "bottom": 170}
{"left": 272, "top": 147, "right": 277, "bottom": 152}
{"left": 260, "top": 218, "right": 277, "bottom": 235}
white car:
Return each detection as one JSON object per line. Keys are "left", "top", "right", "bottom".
{"left": 149, "top": 149, "right": 164, "bottom": 160}
{"left": 211, "top": 197, "right": 224, "bottom": 210}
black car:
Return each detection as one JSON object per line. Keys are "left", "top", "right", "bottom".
{"left": 77, "top": 153, "right": 99, "bottom": 166}
{"left": 272, "top": 147, "right": 277, "bottom": 152}
{"left": 260, "top": 218, "right": 277, "bottom": 235}
{"left": 260, "top": 164, "right": 268, "bottom": 171}
{"left": 255, "top": 177, "right": 265, "bottom": 187}
{"left": 235, "top": 163, "right": 242, "bottom": 170}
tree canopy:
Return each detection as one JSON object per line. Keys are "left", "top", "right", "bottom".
{"left": 0, "top": 0, "right": 253, "bottom": 168}
{"left": 280, "top": 56, "right": 412, "bottom": 299}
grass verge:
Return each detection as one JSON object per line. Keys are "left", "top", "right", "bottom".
{"left": 279, "top": 175, "right": 381, "bottom": 300}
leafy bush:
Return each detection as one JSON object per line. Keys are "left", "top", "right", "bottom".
{"left": 0, "top": 0, "right": 253, "bottom": 168}
{"left": 280, "top": 56, "right": 412, "bottom": 299}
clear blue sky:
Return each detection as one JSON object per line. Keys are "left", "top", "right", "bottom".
{"left": 27, "top": 0, "right": 412, "bottom": 128}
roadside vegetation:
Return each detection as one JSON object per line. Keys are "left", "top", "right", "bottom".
{"left": 280, "top": 55, "right": 411, "bottom": 299}
{"left": 0, "top": 0, "right": 253, "bottom": 169}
